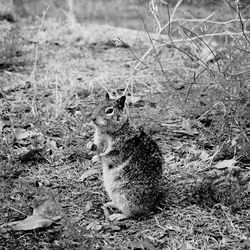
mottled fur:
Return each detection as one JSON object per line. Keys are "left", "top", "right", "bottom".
{"left": 91, "top": 93, "right": 163, "bottom": 220}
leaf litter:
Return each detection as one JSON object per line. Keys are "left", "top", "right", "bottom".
{"left": 0, "top": 10, "right": 250, "bottom": 250}
{"left": 2, "top": 191, "right": 64, "bottom": 231}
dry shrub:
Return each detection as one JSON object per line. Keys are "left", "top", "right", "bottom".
{"left": 131, "top": 0, "right": 250, "bottom": 161}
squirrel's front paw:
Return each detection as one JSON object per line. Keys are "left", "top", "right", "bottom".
{"left": 104, "top": 202, "right": 117, "bottom": 209}
{"left": 91, "top": 155, "right": 100, "bottom": 163}
{"left": 86, "top": 141, "right": 97, "bottom": 151}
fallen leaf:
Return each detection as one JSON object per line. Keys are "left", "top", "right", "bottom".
{"left": 14, "top": 128, "right": 41, "bottom": 140}
{"left": 3, "top": 192, "right": 64, "bottom": 231}
{"left": 79, "top": 168, "right": 100, "bottom": 181}
{"left": 8, "top": 214, "right": 53, "bottom": 231}
{"left": 173, "top": 119, "right": 198, "bottom": 136}
{"left": 102, "top": 223, "right": 121, "bottom": 231}
{"left": 164, "top": 224, "right": 182, "bottom": 232}
{"left": 231, "top": 135, "right": 239, "bottom": 147}
{"left": 84, "top": 201, "right": 93, "bottom": 212}
{"left": 130, "top": 240, "right": 157, "bottom": 250}
{"left": 214, "top": 159, "right": 237, "bottom": 170}
{"left": 48, "top": 139, "right": 58, "bottom": 152}
{"left": 199, "top": 150, "right": 210, "bottom": 161}
{"left": 181, "top": 241, "right": 195, "bottom": 250}
{"left": 86, "top": 222, "right": 103, "bottom": 231}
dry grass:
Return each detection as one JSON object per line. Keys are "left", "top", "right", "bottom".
{"left": 0, "top": 22, "right": 27, "bottom": 71}
{"left": 0, "top": 0, "right": 249, "bottom": 249}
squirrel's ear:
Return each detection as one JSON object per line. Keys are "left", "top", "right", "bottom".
{"left": 105, "top": 92, "right": 110, "bottom": 100}
{"left": 116, "top": 96, "right": 126, "bottom": 110}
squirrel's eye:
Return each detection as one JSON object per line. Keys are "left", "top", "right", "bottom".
{"left": 105, "top": 107, "right": 114, "bottom": 115}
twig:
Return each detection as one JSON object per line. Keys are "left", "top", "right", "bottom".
{"left": 141, "top": 18, "right": 167, "bottom": 79}
{"left": 180, "top": 25, "right": 220, "bottom": 73}
{"left": 225, "top": 0, "right": 250, "bottom": 44}
{"left": 7, "top": 206, "right": 27, "bottom": 216}
{"left": 134, "top": 0, "right": 184, "bottom": 71}
{"left": 171, "top": 17, "right": 248, "bottom": 25}
{"left": 154, "top": 30, "right": 250, "bottom": 46}
{"left": 29, "top": 5, "right": 50, "bottom": 84}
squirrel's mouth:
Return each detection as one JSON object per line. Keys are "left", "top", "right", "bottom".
{"left": 92, "top": 116, "right": 106, "bottom": 127}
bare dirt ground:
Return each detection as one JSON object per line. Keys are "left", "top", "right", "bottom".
{"left": 0, "top": 1, "right": 250, "bottom": 249}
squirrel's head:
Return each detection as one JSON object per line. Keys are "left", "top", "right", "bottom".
{"left": 91, "top": 93, "right": 129, "bottom": 133}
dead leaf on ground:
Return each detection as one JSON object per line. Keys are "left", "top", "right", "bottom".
{"left": 102, "top": 223, "right": 121, "bottom": 231}
{"left": 84, "top": 200, "right": 93, "bottom": 212}
{"left": 86, "top": 222, "right": 103, "bottom": 231}
{"left": 164, "top": 224, "right": 182, "bottom": 233}
{"left": 14, "top": 128, "right": 41, "bottom": 140}
{"left": 2, "top": 192, "right": 64, "bottom": 231}
{"left": 214, "top": 159, "right": 237, "bottom": 170}
{"left": 199, "top": 150, "right": 210, "bottom": 161}
{"left": 129, "top": 240, "right": 157, "bottom": 250}
{"left": 6, "top": 214, "right": 54, "bottom": 231}
{"left": 78, "top": 168, "right": 100, "bottom": 181}
{"left": 47, "top": 139, "right": 58, "bottom": 152}
{"left": 173, "top": 118, "right": 198, "bottom": 136}
{"left": 181, "top": 241, "right": 196, "bottom": 250}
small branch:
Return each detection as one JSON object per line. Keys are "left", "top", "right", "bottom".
{"left": 134, "top": 0, "right": 184, "bottom": 72}
{"left": 29, "top": 5, "right": 50, "bottom": 84}
{"left": 7, "top": 206, "right": 27, "bottom": 216}
{"left": 171, "top": 17, "right": 248, "bottom": 25}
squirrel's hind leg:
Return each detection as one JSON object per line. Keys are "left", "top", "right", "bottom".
{"left": 104, "top": 202, "right": 131, "bottom": 221}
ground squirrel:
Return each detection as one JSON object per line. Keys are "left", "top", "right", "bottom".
{"left": 90, "top": 93, "right": 163, "bottom": 221}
